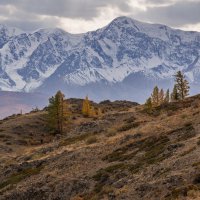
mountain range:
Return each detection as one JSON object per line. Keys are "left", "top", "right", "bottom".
{"left": 0, "top": 16, "right": 200, "bottom": 104}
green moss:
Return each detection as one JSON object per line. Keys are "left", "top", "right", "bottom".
{"left": 103, "top": 138, "right": 144, "bottom": 162}
{"left": 118, "top": 122, "right": 140, "bottom": 132}
{"left": 169, "top": 124, "right": 196, "bottom": 142}
{"left": 93, "top": 163, "right": 125, "bottom": 182}
{"left": 106, "top": 129, "right": 117, "bottom": 137}
{"left": 104, "top": 135, "right": 170, "bottom": 165}
{"left": 128, "top": 163, "right": 142, "bottom": 173}
{"left": 103, "top": 135, "right": 171, "bottom": 178}
{"left": 31, "top": 153, "right": 45, "bottom": 160}
{"left": 94, "top": 135, "right": 170, "bottom": 199}
{"left": 92, "top": 163, "right": 132, "bottom": 195}
{"left": 104, "top": 163, "right": 127, "bottom": 173}
{"left": 59, "top": 133, "right": 95, "bottom": 146}
{"left": 124, "top": 116, "right": 136, "bottom": 123}
{"left": 141, "top": 136, "right": 170, "bottom": 164}
{"left": 103, "top": 148, "right": 129, "bottom": 162}
{"left": 0, "top": 167, "right": 42, "bottom": 190}
{"left": 83, "top": 185, "right": 114, "bottom": 200}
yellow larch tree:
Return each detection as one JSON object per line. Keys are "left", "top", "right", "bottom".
{"left": 82, "top": 95, "right": 91, "bottom": 117}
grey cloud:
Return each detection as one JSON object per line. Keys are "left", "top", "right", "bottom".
{"left": 142, "top": 0, "right": 173, "bottom": 4}
{"left": 1, "top": 18, "right": 61, "bottom": 31}
{"left": 0, "top": 6, "right": 61, "bottom": 31}
{"left": 0, "top": 5, "right": 10, "bottom": 16}
{"left": 0, "top": 0, "right": 200, "bottom": 32}
{"left": 135, "top": 0, "right": 200, "bottom": 26}
{"left": 0, "top": 0, "right": 130, "bottom": 19}
{"left": 0, "top": 0, "right": 131, "bottom": 31}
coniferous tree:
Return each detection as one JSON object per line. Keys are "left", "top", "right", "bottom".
{"left": 47, "top": 95, "right": 57, "bottom": 132}
{"left": 62, "top": 99, "right": 70, "bottom": 130}
{"left": 151, "top": 86, "right": 159, "bottom": 107}
{"left": 145, "top": 97, "right": 153, "bottom": 112}
{"left": 47, "top": 91, "right": 69, "bottom": 134}
{"left": 159, "top": 89, "right": 165, "bottom": 104}
{"left": 171, "top": 85, "right": 179, "bottom": 101}
{"left": 57, "top": 91, "right": 63, "bottom": 133}
{"left": 174, "top": 71, "right": 190, "bottom": 100}
{"left": 164, "top": 89, "right": 170, "bottom": 103}
{"left": 82, "top": 96, "right": 91, "bottom": 117}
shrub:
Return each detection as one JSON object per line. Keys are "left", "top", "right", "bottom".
{"left": 118, "top": 122, "right": 140, "bottom": 132}
{"left": 181, "top": 114, "right": 187, "bottom": 119}
{"left": 106, "top": 129, "right": 117, "bottom": 137}
{"left": 86, "top": 136, "right": 97, "bottom": 144}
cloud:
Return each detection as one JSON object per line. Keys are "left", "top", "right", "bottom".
{"left": 0, "top": 0, "right": 200, "bottom": 33}
{"left": 0, "top": 4, "right": 61, "bottom": 31}
{"left": 0, "top": 0, "right": 131, "bottom": 32}
{"left": 135, "top": 0, "right": 200, "bottom": 26}
{"left": 0, "top": 0, "right": 131, "bottom": 19}
{"left": 1, "top": 17, "right": 61, "bottom": 32}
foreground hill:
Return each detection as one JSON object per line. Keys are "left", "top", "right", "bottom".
{"left": 1, "top": 17, "right": 200, "bottom": 101}
{"left": 1, "top": 97, "right": 200, "bottom": 199}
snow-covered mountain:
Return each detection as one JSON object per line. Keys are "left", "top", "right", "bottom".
{"left": 1, "top": 16, "right": 200, "bottom": 102}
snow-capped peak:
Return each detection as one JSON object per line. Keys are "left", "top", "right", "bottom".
{"left": 0, "top": 17, "right": 200, "bottom": 99}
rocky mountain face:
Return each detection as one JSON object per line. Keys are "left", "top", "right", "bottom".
{"left": 0, "top": 17, "right": 200, "bottom": 102}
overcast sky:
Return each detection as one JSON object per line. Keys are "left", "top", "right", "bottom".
{"left": 0, "top": 0, "right": 200, "bottom": 33}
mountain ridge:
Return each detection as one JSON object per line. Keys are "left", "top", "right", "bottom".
{"left": 0, "top": 16, "right": 200, "bottom": 102}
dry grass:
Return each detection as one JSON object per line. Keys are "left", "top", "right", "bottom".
{"left": 1, "top": 96, "right": 200, "bottom": 199}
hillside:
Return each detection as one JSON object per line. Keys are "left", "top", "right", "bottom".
{"left": 1, "top": 97, "right": 200, "bottom": 199}
{"left": 0, "top": 17, "right": 200, "bottom": 102}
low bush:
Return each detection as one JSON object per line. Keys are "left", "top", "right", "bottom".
{"left": 86, "top": 136, "right": 97, "bottom": 145}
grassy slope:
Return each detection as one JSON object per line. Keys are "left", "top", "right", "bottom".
{"left": 0, "top": 97, "right": 200, "bottom": 199}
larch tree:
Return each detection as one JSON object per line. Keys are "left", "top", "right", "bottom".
{"left": 159, "top": 89, "right": 165, "bottom": 104}
{"left": 164, "top": 89, "right": 170, "bottom": 103}
{"left": 82, "top": 96, "right": 91, "bottom": 117}
{"left": 47, "top": 95, "right": 57, "bottom": 132}
{"left": 62, "top": 99, "right": 71, "bottom": 131}
{"left": 174, "top": 71, "right": 190, "bottom": 100}
{"left": 47, "top": 91, "right": 69, "bottom": 134}
{"left": 144, "top": 97, "right": 153, "bottom": 112}
{"left": 171, "top": 85, "right": 179, "bottom": 101}
{"left": 151, "top": 86, "right": 159, "bottom": 107}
